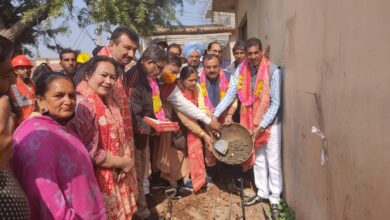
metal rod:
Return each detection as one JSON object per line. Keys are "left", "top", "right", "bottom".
{"left": 239, "top": 177, "right": 246, "bottom": 220}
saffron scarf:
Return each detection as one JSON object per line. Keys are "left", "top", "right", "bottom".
{"left": 77, "top": 80, "right": 137, "bottom": 219}
{"left": 178, "top": 82, "right": 206, "bottom": 192}
{"left": 148, "top": 77, "right": 166, "bottom": 121}
{"left": 199, "top": 69, "right": 229, "bottom": 112}
{"left": 237, "top": 58, "right": 272, "bottom": 171}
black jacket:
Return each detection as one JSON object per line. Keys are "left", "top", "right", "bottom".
{"left": 124, "top": 62, "right": 155, "bottom": 149}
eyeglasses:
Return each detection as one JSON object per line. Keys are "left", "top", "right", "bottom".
{"left": 152, "top": 61, "right": 165, "bottom": 72}
{"left": 168, "top": 52, "right": 181, "bottom": 57}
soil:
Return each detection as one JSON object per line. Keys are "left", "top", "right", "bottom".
{"left": 149, "top": 167, "right": 267, "bottom": 220}
{"left": 216, "top": 140, "right": 252, "bottom": 165}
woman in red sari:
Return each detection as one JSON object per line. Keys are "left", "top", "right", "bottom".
{"left": 69, "top": 56, "right": 137, "bottom": 219}
{"left": 173, "top": 66, "right": 214, "bottom": 192}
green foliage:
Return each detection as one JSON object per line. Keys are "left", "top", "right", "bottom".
{"left": 0, "top": 0, "right": 184, "bottom": 55}
{"left": 82, "top": 0, "right": 183, "bottom": 35}
{"left": 278, "top": 199, "right": 296, "bottom": 220}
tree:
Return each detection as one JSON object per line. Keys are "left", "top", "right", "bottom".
{"left": 0, "top": 0, "right": 185, "bottom": 55}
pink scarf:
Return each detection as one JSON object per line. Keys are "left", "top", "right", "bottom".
{"left": 238, "top": 57, "right": 272, "bottom": 171}
{"left": 148, "top": 77, "right": 166, "bottom": 121}
{"left": 199, "top": 69, "right": 229, "bottom": 112}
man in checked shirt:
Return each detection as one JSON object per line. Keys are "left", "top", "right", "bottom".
{"left": 214, "top": 38, "right": 282, "bottom": 220}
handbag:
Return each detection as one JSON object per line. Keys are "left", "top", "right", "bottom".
{"left": 170, "top": 111, "right": 187, "bottom": 151}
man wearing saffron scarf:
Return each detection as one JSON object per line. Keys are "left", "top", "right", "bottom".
{"left": 199, "top": 54, "right": 237, "bottom": 179}
{"left": 124, "top": 45, "right": 220, "bottom": 220}
{"left": 123, "top": 45, "right": 166, "bottom": 220}
{"left": 213, "top": 38, "right": 282, "bottom": 220}
{"left": 200, "top": 54, "right": 236, "bottom": 124}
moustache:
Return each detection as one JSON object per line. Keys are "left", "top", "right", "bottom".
{"left": 123, "top": 55, "right": 133, "bottom": 60}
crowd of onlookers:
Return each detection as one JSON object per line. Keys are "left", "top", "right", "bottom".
{"left": 0, "top": 25, "right": 282, "bottom": 220}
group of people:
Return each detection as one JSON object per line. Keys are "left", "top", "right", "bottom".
{"left": 0, "top": 25, "right": 282, "bottom": 220}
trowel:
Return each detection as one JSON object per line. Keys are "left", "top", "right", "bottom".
{"left": 211, "top": 130, "right": 229, "bottom": 155}
{"left": 215, "top": 140, "right": 229, "bottom": 155}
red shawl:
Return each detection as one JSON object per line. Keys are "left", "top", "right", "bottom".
{"left": 97, "top": 44, "right": 139, "bottom": 198}
{"left": 178, "top": 82, "right": 206, "bottom": 192}
{"left": 77, "top": 80, "right": 137, "bottom": 219}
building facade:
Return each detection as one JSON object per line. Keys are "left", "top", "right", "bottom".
{"left": 213, "top": 0, "right": 390, "bottom": 219}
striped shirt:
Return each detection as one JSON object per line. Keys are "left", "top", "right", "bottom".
{"left": 214, "top": 62, "right": 281, "bottom": 128}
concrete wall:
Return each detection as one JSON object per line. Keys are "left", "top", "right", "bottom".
{"left": 235, "top": 0, "right": 390, "bottom": 219}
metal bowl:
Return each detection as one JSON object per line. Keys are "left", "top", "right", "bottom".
{"left": 211, "top": 123, "right": 253, "bottom": 165}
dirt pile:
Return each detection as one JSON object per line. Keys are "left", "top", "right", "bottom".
{"left": 150, "top": 169, "right": 267, "bottom": 220}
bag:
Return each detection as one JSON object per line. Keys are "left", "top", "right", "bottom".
{"left": 171, "top": 129, "right": 187, "bottom": 151}
{"left": 170, "top": 111, "right": 187, "bottom": 151}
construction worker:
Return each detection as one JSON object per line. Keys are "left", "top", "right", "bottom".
{"left": 9, "top": 55, "right": 35, "bottom": 123}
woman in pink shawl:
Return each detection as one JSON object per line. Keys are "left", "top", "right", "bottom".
{"left": 68, "top": 56, "right": 137, "bottom": 219}
{"left": 11, "top": 72, "right": 106, "bottom": 220}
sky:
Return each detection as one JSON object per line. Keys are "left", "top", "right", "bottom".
{"left": 34, "top": 0, "right": 212, "bottom": 58}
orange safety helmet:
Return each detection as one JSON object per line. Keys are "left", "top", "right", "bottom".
{"left": 11, "top": 55, "right": 33, "bottom": 68}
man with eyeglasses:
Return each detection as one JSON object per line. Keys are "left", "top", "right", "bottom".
{"left": 125, "top": 46, "right": 167, "bottom": 220}
{"left": 207, "top": 41, "right": 231, "bottom": 70}
{"left": 167, "top": 43, "right": 182, "bottom": 57}
{"left": 59, "top": 49, "right": 78, "bottom": 77}
{"left": 124, "top": 45, "right": 220, "bottom": 219}
{"left": 182, "top": 41, "right": 204, "bottom": 73}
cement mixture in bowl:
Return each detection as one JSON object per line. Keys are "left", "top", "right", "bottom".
{"left": 211, "top": 123, "right": 253, "bottom": 165}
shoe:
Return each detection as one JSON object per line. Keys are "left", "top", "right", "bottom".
{"left": 227, "top": 183, "right": 256, "bottom": 198}
{"left": 182, "top": 180, "right": 193, "bottom": 192}
{"left": 243, "top": 195, "right": 269, "bottom": 206}
{"left": 205, "top": 174, "right": 213, "bottom": 186}
{"left": 271, "top": 203, "right": 280, "bottom": 220}
{"left": 151, "top": 178, "right": 171, "bottom": 190}
{"left": 176, "top": 186, "right": 192, "bottom": 198}
{"left": 227, "top": 182, "right": 243, "bottom": 194}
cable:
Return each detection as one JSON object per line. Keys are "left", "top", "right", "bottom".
{"left": 72, "top": 28, "right": 84, "bottom": 48}
{"left": 67, "top": 5, "right": 97, "bottom": 46}
{"left": 48, "top": 24, "right": 61, "bottom": 52}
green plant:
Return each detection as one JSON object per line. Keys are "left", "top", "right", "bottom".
{"left": 278, "top": 199, "right": 296, "bottom": 220}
